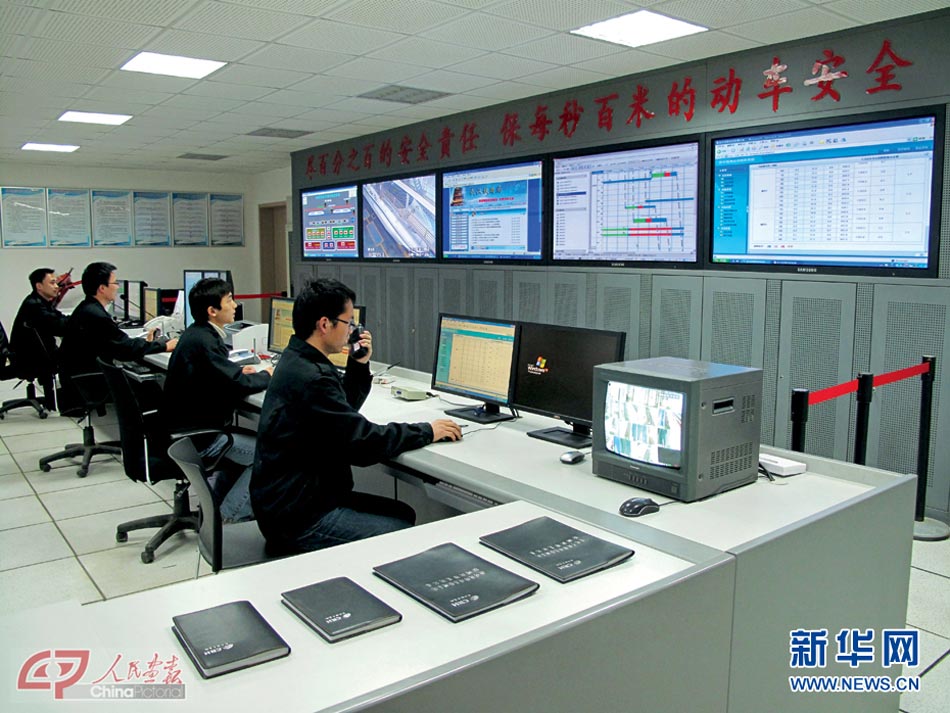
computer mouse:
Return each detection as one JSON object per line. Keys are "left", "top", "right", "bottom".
{"left": 619, "top": 497, "right": 660, "bottom": 517}
{"left": 559, "top": 450, "right": 586, "bottom": 465}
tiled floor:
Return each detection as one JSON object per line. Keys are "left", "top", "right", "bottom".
{"left": 0, "top": 379, "right": 947, "bottom": 709}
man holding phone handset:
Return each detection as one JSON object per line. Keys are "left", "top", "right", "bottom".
{"left": 251, "top": 278, "right": 462, "bottom": 554}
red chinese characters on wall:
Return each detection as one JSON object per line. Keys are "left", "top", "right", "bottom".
{"left": 378, "top": 139, "right": 393, "bottom": 168}
{"left": 710, "top": 68, "right": 742, "bottom": 114}
{"left": 626, "top": 84, "right": 655, "bottom": 128}
{"left": 439, "top": 126, "right": 453, "bottom": 158}
{"left": 460, "top": 122, "right": 479, "bottom": 153}
{"left": 529, "top": 104, "right": 552, "bottom": 141}
{"left": 501, "top": 112, "right": 522, "bottom": 146}
{"left": 804, "top": 49, "right": 848, "bottom": 102}
{"left": 866, "top": 39, "right": 913, "bottom": 94}
{"left": 398, "top": 135, "right": 413, "bottom": 165}
{"left": 417, "top": 132, "right": 431, "bottom": 161}
{"left": 595, "top": 93, "right": 619, "bottom": 131}
{"left": 758, "top": 56, "right": 793, "bottom": 112}
{"left": 558, "top": 99, "right": 584, "bottom": 138}
{"left": 667, "top": 77, "right": 696, "bottom": 121}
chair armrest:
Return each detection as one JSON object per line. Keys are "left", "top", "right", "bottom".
{"left": 168, "top": 429, "right": 234, "bottom": 473}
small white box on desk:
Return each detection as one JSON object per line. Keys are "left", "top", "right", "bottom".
{"left": 759, "top": 453, "right": 807, "bottom": 477}
{"left": 230, "top": 323, "right": 269, "bottom": 353}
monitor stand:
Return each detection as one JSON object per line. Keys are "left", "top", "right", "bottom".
{"left": 527, "top": 423, "right": 592, "bottom": 449}
{"left": 444, "top": 402, "right": 515, "bottom": 424}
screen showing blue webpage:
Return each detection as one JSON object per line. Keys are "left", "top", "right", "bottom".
{"left": 434, "top": 317, "right": 517, "bottom": 403}
{"left": 441, "top": 162, "right": 543, "bottom": 260}
{"left": 554, "top": 143, "right": 698, "bottom": 262}
{"left": 604, "top": 382, "right": 684, "bottom": 468}
{"left": 302, "top": 185, "right": 358, "bottom": 259}
{"left": 362, "top": 174, "right": 436, "bottom": 259}
{"left": 712, "top": 116, "right": 936, "bottom": 269}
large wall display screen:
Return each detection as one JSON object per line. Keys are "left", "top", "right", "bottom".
{"left": 554, "top": 142, "right": 699, "bottom": 263}
{"left": 711, "top": 114, "right": 939, "bottom": 273}
{"left": 301, "top": 185, "right": 358, "bottom": 259}
{"left": 362, "top": 174, "right": 436, "bottom": 259}
{"left": 441, "top": 161, "right": 543, "bottom": 261}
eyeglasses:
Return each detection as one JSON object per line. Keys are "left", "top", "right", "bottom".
{"left": 108, "top": 281, "right": 120, "bottom": 286}
{"left": 330, "top": 318, "right": 357, "bottom": 332}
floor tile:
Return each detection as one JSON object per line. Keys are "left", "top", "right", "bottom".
{"left": 0, "top": 473, "right": 33, "bottom": 500}
{"left": 23, "top": 459, "right": 126, "bottom": 494}
{"left": 0, "top": 558, "right": 102, "bottom": 613}
{"left": 0, "top": 415, "right": 79, "bottom": 438}
{"left": 57, "top": 502, "right": 173, "bottom": 556}
{"left": 901, "top": 650, "right": 950, "bottom": 713}
{"left": 39, "top": 479, "right": 163, "bottom": 521}
{"left": 3, "top": 429, "right": 93, "bottom": 455}
{"left": 12, "top": 447, "right": 119, "bottom": 478}
{"left": 0, "top": 440, "right": 7, "bottom": 455}
{"left": 0, "top": 495, "right": 51, "bottom": 530}
{"left": 902, "top": 627, "right": 950, "bottom": 678}
{"left": 906, "top": 568, "right": 950, "bottom": 639}
{"left": 80, "top": 535, "right": 200, "bottom": 599}
{"left": 912, "top": 538, "right": 950, "bottom": 579}
{"left": 0, "top": 522, "right": 73, "bottom": 571}
{"left": 0, "top": 454, "right": 19, "bottom": 476}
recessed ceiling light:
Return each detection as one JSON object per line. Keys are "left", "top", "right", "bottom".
{"left": 58, "top": 110, "right": 132, "bottom": 126}
{"left": 571, "top": 10, "right": 707, "bottom": 49}
{"left": 121, "top": 51, "right": 226, "bottom": 80}
{"left": 22, "top": 143, "right": 80, "bottom": 152}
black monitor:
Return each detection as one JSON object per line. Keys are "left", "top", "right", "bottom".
{"left": 183, "top": 269, "right": 234, "bottom": 328}
{"left": 143, "top": 287, "right": 160, "bottom": 321}
{"left": 117, "top": 280, "right": 145, "bottom": 325}
{"left": 431, "top": 314, "right": 518, "bottom": 424}
{"left": 511, "top": 322, "right": 627, "bottom": 448}
{"left": 362, "top": 173, "right": 436, "bottom": 259}
{"left": 267, "top": 297, "right": 295, "bottom": 354}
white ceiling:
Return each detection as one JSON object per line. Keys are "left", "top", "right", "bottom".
{"left": 2, "top": 0, "right": 948, "bottom": 174}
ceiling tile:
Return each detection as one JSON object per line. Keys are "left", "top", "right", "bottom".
{"left": 326, "top": 0, "right": 462, "bottom": 34}
{"left": 824, "top": 0, "right": 950, "bottom": 23}
{"left": 10, "top": 36, "right": 132, "bottom": 67}
{"left": 504, "top": 34, "right": 626, "bottom": 64}
{"left": 221, "top": 1, "right": 348, "bottom": 16}
{"left": 83, "top": 86, "right": 175, "bottom": 106}
{"left": 33, "top": 10, "right": 162, "bottom": 48}
{"left": 162, "top": 94, "right": 246, "bottom": 113}
{"left": 447, "top": 53, "right": 558, "bottom": 81}
{"left": 465, "top": 81, "right": 548, "bottom": 101}
{"left": 173, "top": 0, "right": 309, "bottom": 41}
{"left": 487, "top": 0, "right": 633, "bottom": 31}
{"left": 208, "top": 64, "right": 313, "bottom": 88}
{"left": 49, "top": 0, "right": 199, "bottom": 25}
{"left": 728, "top": 7, "right": 859, "bottom": 45}
{"left": 0, "top": 33, "right": 23, "bottom": 57}
{"left": 653, "top": 0, "right": 810, "bottom": 29}
{"left": 323, "top": 57, "right": 426, "bottom": 84}
{"left": 573, "top": 50, "right": 678, "bottom": 77}
{"left": 421, "top": 13, "right": 555, "bottom": 50}
{"left": 367, "top": 36, "right": 484, "bottom": 67}
{"left": 0, "top": 76, "right": 91, "bottom": 98}
{"left": 324, "top": 96, "right": 405, "bottom": 114}
{"left": 98, "top": 71, "right": 199, "bottom": 94}
{"left": 292, "top": 106, "right": 375, "bottom": 123}
{"left": 643, "top": 29, "right": 763, "bottom": 61}
{"left": 0, "top": 4, "right": 44, "bottom": 35}
{"left": 2, "top": 58, "right": 110, "bottom": 85}
{"left": 388, "top": 103, "right": 455, "bottom": 120}
{"left": 515, "top": 65, "right": 613, "bottom": 90}
{"left": 234, "top": 101, "right": 313, "bottom": 118}
{"left": 279, "top": 18, "right": 405, "bottom": 50}
{"left": 286, "top": 74, "right": 384, "bottom": 96}
{"left": 404, "top": 69, "right": 498, "bottom": 93}
{"left": 65, "top": 99, "right": 156, "bottom": 116}
{"left": 423, "top": 93, "right": 501, "bottom": 110}
{"left": 184, "top": 82, "right": 274, "bottom": 101}
{"left": 240, "top": 44, "right": 352, "bottom": 72}
{"left": 144, "top": 28, "right": 265, "bottom": 62}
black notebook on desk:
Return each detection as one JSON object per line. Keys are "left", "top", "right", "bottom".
{"left": 171, "top": 600, "right": 290, "bottom": 679}
{"left": 281, "top": 577, "right": 402, "bottom": 643}
{"left": 479, "top": 516, "right": 635, "bottom": 583}
{"left": 373, "top": 543, "right": 539, "bottom": 623}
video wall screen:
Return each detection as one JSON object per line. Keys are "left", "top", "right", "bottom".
{"left": 553, "top": 142, "right": 699, "bottom": 264}
{"left": 441, "top": 161, "right": 543, "bottom": 261}
{"left": 711, "top": 113, "right": 940, "bottom": 274}
{"left": 362, "top": 174, "right": 436, "bottom": 259}
{"left": 301, "top": 185, "right": 358, "bottom": 259}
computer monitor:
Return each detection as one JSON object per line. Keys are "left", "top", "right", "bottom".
{"left": 328, "top": 305, "right": 364, "bottom": 369}
{"left": 301, "top": 184, "right": 359, "bottom": 260}
{"left": 183, "top": 269, "right": 235, "bottom": 328}
{"left": 431, "top": 314, "right": 518, "bottom": 424}
{"left": 591, "top": 357, "right": 762, "bottom": 502}
{"left": 510, "top": 323, "right": 626, "bottom": 448}
{"left": 143, "top": 287, "right": 160, "bottom": 321}
{"left": 117, "top": 280, "right": 145, "bottom": 325}
{"left": 362, "top": 173, "right": 436, "bottom": 259}
{"left": 267, "top": 297, "right": 295, "bottom": 354}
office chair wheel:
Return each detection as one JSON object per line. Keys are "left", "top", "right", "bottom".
{"left": 77, "top": 466, "right": 88, "bottom": 478}
{"left": 39, "top": 410, "right": 48, "bottom": 419}
{"left": 40, "top": 463, "right": 51, "bottom": 472}
{"left": 116, "top": 531, "right": 128, "bottom": 543}
{"left": 141, "top": 550, "right": 154, "bottom": 564}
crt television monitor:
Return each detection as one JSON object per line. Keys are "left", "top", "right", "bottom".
{"left": 183, "top": 270, "right": 234, "bottom": 328}
{"left": 591, "top": 357, "right": 762, "bottom": 503}
{"left": 431, "top": 314, "right": 518, "bottom": 423}
{"left": 441, "top": 161, "right": 543, "bottom": 262}
{"left": 328, "top": 305, "right": 364, "bottom": 369}
{"left": 553, "top": 141, "right": 699, "bottom": 265}
{"left": 710, "top": 110, "right": 943, "bottom": 277}
{"left": 362, "top": 173, "right": 436, "bottom": 259}
{"left": 301, "top": 184, "right": 359, "bottom": 260}
{"left": 267, "top": 297, "right": 295, "bottom": 354}
{"left": 510, "top": 322, "right": 626, "bottom": 448}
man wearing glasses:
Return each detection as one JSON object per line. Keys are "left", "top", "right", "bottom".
{"left": 251, "top": 278, "right": 461, "bottom": 554}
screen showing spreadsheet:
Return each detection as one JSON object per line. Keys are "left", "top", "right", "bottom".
{"left": 711, "top": 113, "right": 939, "bottom": 273}
{"left": 301, "top": 185, "right": 358, "bottom": 259}
{"left": 267, "top": 297, "right": 295, "bottom": 354}
{"left": 553, "top": 142, "right": 698, "bottom": 263}
{"left": 432, "top": 315, "right": 517, "bottom": 404}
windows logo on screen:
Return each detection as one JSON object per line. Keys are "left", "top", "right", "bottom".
{"left": 527, "top": 356, "right": 549, "bottom": 375}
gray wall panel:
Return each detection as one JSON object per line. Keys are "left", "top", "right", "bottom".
{"left": 761, "top": 280, "right": 783, "bottom": 445}
{"left": 383, "top": 267, "right": 413, "bottom": 368}
{"left": 472, "top": 270, "right": 506, "bottom": 320}
{"left": 360, "top": 266, "right": 383, "bottom": 357}
{"left": 548, "top": 271, "right": 586, "bottom": 326}
{"left": 594, "top": 272, "right": 641, "bottom": 360}
{"left": 413, "top": 267, "right": 439, "bottom": 372}
{"left": 292, "top": 264, "right": 314, "bottom": 296}
{"left": 701, "top": 277, "right": 766, "bottom": 368}
{"left": 512, "top": 271, "right": 547, "bottom": 323}
{"left": 650, "top": 275, "right": 702, "bottom": 359}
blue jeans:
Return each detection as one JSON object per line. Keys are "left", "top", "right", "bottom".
{"left": 201, "top": 433, "right": 256, "bottom": 523}
{"left": 287, "top": 492, "right": 415, "bottom": 553}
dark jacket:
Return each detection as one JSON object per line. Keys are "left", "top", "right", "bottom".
{"left": 10, "top": 291, "right": 67, "bottom": 379}
{"left": 161, "top": 322, "right": 270, "bottom": 437}
{"left": 251, "top": 335, "right": 433, "bottom": 545}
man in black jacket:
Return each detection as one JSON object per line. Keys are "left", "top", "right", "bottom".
{"left": 58, "top": 262, "right": 177, "bottom": 407}
{"left": 10, "top": 268, "right": 68, "bottom": 409}
{"left": 251, "top": 278, "right": 461, "bottom": 553}
{"left": 162, "top": 278, "right": 272, "bottom": 521}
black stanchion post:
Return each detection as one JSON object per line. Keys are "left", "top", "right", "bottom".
{"left": 915, "top": 356, "right": 936, "bottom": 522}
{"left": 790, "top": 389, "right": 809, "bottom": 453}
{"left": 853, "top": 373, "right": 875, "bottom": 465}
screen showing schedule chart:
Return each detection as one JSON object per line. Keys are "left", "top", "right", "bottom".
{"left": 553, "top": 142, "right": 698, "bottom": 262}
{"left": 301, "top": 185, "right": 358, "bottom": 259}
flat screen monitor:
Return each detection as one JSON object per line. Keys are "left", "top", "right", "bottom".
{"left": 362, "top": 174, "right": 436, "bottom": 259}
{"left": 710, "top": 111, "right": 942, "bottom": 276}
{"left": 143, "top": 287, "right": 160, "bottom": 321}
{"left": 431, "top": 314, "right": 518, "bottom": 423}
{"left": 553, "top": 141, "right": 699, "bottom": 264}
{"left": 510, "top": 323, "right": 627, "bottom": 448}
{"left": 117, "top": 280, "right": 145, "bottom": 325}
{"left": 267, "top": 297, "right": 295, "bottom": 354}
{"left": 183, "top": 270, "right": 234, "bottom": 328}
{"left": 441, "top": 161, "right": 543, "bottom": 262}
{"left": 301, "top": 184, "right": 358, "bottom": 259}
{"left": 328, "top": 305, "right": 364, "bottom": 369}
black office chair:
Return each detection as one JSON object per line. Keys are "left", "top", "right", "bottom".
{"left": 0, "top": 320, "right": 48, "bottom": 420}
{"left": 167, "top": 437, "right": 270, "bottom": 573}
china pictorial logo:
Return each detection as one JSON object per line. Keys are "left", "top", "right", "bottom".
{"left": 17, "top": 650, "right": 186, "bottom": 701}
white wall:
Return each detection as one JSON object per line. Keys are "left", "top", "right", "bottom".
{"left": 0, "top": 161, "right": 292, "bottom": 329}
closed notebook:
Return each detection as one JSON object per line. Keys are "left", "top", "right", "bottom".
{"left": 373, "top": 542, "right": 539, "bottom": 623}
{"left": 171, "top": 600, "right": 290, "bottom": 679}
{"left": 281, "top": 577, "right": 402, "bottom": 643}
{"left": 479, "top": 516, "right": 635, "bottom": 583}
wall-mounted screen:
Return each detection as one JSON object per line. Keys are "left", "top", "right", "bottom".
{"left": 362, "top": 174, "right": 436, "bottom": 259}
{"left": 441, "top": 161, "right": 543, "bottom": 262}
{"left": 711, "top": 113, "right": 941, "bottom": 275}
{"left": 301, "top": 185, "right": 358, "bottom": 259}
{"left": 553, "top": 142, "right": 699, "bottom": 264}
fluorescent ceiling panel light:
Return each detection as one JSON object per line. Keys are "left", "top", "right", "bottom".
{"left": 22, "top": 143, "right": 80, "bottom": 152}
{"left": 121, "top": 51, "right": 226, "bottom": 80}
{"left": 571, "top": 10, "right": 707, "bottom": 49}
{"left": 58, "top": 110, "right": 132, "bottom": 126}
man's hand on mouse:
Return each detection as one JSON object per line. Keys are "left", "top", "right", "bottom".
{"left": 430, "top": 419, "right": 462, "bottom": 442}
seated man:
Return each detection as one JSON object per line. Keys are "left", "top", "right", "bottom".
{"left": 251, "top": 278, "right": 461, "bottom": 554}
{"left": 10, "top": 268, "right": 68, "bottom": 409}
{"left": 161, "top": 278, "right": 272, "bottom": 522}
{"left": 58, "top": 262, "right": 177, "bottom": 407}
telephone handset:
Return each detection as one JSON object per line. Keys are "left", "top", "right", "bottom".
{"left": 348, "top": 323, "right": 366, "bottom": 360}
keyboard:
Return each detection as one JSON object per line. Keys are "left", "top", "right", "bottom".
{"left": 121, "top": 362, "right": 154, "bottom": 376}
